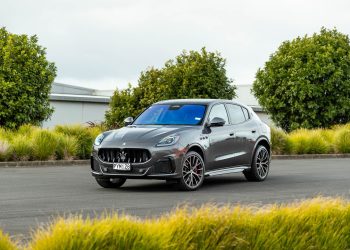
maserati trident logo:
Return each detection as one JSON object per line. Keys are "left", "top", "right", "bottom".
{"left": 119, "top": 151, "right": 127, "bottom": 162}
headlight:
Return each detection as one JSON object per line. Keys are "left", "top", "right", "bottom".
{"left": 156, "top": 135, "right": 179, "bottom": 147}
{"left": 94, "top": 133, "right": 105, "bottom": 146}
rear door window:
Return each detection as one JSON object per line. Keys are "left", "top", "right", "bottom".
{"left": 226, "top": 104, "right": 246, "bottom": 124}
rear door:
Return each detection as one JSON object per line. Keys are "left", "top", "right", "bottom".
{"left": 225, "top": 104, "right": 255, "bottom": 166}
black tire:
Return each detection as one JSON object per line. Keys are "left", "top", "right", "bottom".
{"left": 178, "top": 151, "right": 205, "bottom": 191}
{"left": 95, "top": 177, "right": 127, "bottom": 188}
{"left": 244, "top": 145, "right": 270, "bottom": 181}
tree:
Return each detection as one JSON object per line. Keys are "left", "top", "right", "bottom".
{"left": 0, "top": 27, "right": 56, "bottom": 129}
{"left": 105, "top": 84, "right": 138, "bottom": 128}
{"left": 106, "top": 48, "right": 236, "bottom": 127}
{"left": 252, "top": 28, "right": 350, "bottom": 131}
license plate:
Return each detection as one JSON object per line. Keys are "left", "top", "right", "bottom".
{"left": 113, "top": 163, "right": 131, "bottom": 171}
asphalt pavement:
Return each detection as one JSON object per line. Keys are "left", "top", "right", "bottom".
{"left": 0, "top": 159, "right": 349, "bottom": 239}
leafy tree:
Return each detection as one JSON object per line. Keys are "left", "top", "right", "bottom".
{"left": 0, "top": 27, "right": 56, "bottom": 129}
{"left": 253, "top": 28, "right": 350, "bottom": 131}
{"left": 105, "top": 84, "right": 138, "bottom": 128}
{"left": 106, "top": 48, "right": 236, "bottom": 127}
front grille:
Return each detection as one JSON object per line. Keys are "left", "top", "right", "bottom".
{"left": 98, "top": 148, "right": 151, "bottom": 163}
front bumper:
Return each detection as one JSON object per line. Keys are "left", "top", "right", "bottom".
{"left": 91, "top": 146, "right": 185, "bottom": 180}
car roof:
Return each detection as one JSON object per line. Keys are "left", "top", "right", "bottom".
{"left": 154, "top": 99, "right": 243, "bottom": 106}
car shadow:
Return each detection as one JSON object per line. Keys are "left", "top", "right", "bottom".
{"left": 111, "top": 174, "right": 248, "bottom": 193}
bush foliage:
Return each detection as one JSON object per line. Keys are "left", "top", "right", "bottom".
{"left": 253, "top": 28, "right": 350, "bottom": 131}
{"left": 0, "top": 27, "right": 56, "bottom": 129}
{"left": 106, "top": 48, "right": 236, "bottom": 127}
{"left": 271, "top": 123, "right": 350, "bottom": 154}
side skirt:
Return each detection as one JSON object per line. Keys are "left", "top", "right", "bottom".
{"left": 205, "top": 166, "right": 250, "bottom": 177}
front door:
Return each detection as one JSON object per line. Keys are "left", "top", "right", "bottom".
{"left": 225, "top": 103, "right": 253, "bottom": 166}
{"left": 205, "top": 104, "right": 234, "bottom": 170}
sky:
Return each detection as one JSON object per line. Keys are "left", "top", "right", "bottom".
{"left": 1, "top": 0, "right": 349, "bottom": 90}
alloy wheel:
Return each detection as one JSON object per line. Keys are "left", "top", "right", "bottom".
{"left": 256, "top": 147, "right": 269, "bottom": 179}
{"left": 182, "top": 153, "right": 204, "bottom": 189}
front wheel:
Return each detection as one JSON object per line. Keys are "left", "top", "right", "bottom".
{"left": 244, "top": 145, "right": 270, "bottom": 181}
{"left": 95, "top": 177, "right": 127, "bottom": 188}
{"left": 178, "top": 151, "right": 205, "bottom": 191}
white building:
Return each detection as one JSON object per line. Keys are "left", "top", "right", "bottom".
{"left": 43, "top": 83, "right": 112, "bottom": 127}
{"left": 44, "top": 83, "right": 270, "bottom": 127}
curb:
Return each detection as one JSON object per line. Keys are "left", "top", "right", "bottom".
{"left": 272, "top": 154, "right": 350, "bottom": 160}
{"left": 0, "top": 154, "right": 349, "bottom": 168}
{"left": 0, "top": 160, "right": 89, "bottom": 168}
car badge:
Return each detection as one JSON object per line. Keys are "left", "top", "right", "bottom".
{"left": 122, "top": 142, "right": 126, "bottom": 146}
{"left": 119, "top": 151, "right": 127, "bottom": 162}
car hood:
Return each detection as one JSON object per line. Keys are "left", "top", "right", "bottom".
{"left": 101, "top": 125, "right": 198, "bottom": 147}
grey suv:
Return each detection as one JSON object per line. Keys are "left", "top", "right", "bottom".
{"left": 91, "top": 99, "right": 271, "bottom": 191}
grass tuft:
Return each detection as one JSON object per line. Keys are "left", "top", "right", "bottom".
{"left": 0, "top": 230, "right": 16, "bottom": 250}
{"left": 54, "top": 125, "right": 99, "bottom": 159}
{"left": 0, "top": 139, "right": 11, "bottom": 161}
{"left": 334, "top": 127, "right": 350, "bottom": 153}
{"left": 271, "top": 127, "right": 288, "bottom": 154}
{"left": 31, "top": 130, "right": 58, "bottom": 160}
{"left": 55, "top": 134, "right": 78, "bottom": 160}
{"left": 10, "top": 135, "right": 33, "bottom": 161}
{"left": 27, "top": 198, "right": 350, "bottom": 250}
{"left": 276, "top": 124, "right": 350, "bottom": 154}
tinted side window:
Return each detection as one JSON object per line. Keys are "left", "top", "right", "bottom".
{"left": 208, "top": 104, "right": 229, "bottom": 125}
{"left": 226, "top": 104, "right": 246, "bottom": 124}
{"left": 242, "top": 107, "right": 250, "bottom": 120}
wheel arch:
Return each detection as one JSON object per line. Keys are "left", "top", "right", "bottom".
{"left": 251, "top": 136, "right": 271, "bottom": 164}
{"left": 186, "top": 144, "right": 205, "bottom": 162}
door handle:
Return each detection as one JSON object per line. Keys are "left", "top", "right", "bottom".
{"left": 251, "top": 130, "right": 256, "bottom": 133}
{"left": 229, "top": 132, "right": 235, "bottom": 136}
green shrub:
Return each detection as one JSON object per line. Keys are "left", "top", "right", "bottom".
{"left": 253, "top": 28, "right": 350, "bottom": 131}
{"left": 54, "top": 125, "right": 99, "bottom": 159}
{"left": 56, "top": 134, "right": 78, "bottom": 160}
{"left": 10, "top": 134, "right": 33, "bottom": 161}
{"left": 31, "top": 130, "right": 58, "bottom": 160}
{"left": 0, "top": 27, "right": 56, "bottom": 129}
{"left": 0, "top": 230, "right": 16, "bottom": 250}
{"left": 334, "top": 128, "right": 350, "bottom": 153}
{"left": 28, "top": 198, "right": 350, "bottom": 250}
{"left": 271, "top": 127, "right": 288, "bottom": 154}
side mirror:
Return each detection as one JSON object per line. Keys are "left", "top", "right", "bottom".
{"left": 124, "top": 117, "right": 134, "bottom": 126}
{"left": 208, "top": 117, "right": 225, "bottom": 127}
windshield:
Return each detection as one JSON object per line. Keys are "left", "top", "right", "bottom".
{"left": 134, "top": 104, "right": 207, "bottom": 125}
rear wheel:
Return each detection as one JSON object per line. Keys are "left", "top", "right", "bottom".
{"left": 95, "top": 177, "right": 127, "bottom": 188}
{"left": 244, "top": 145, "right": 270, "bottom": 181}
{"left": 178, "top": 151, "right": 205, "bottom": 191}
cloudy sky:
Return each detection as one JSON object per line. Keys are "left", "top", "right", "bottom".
{"left": 1, "top": 0, "right": 349, "bottom": 90}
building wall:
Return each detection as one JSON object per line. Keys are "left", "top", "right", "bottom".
{"left": 255, "top": 111, "right": 273, "bottom": 125}
{"left": 43, "top": 101, "right": 109, "bottom": 127}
